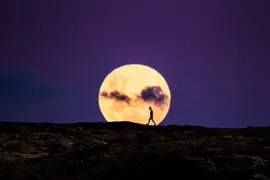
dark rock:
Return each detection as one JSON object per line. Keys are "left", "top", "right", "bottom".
{"left": 3, "top": 140, "right": 35, "bottom": 153}
{"left": 253, "top": 174, "right": 270, "bottom": 180}
{"left": 135, "top": 132, "right": 151, "bottom": 143}
{"left": 47, "top": 138, "right": 73, "bottom": 154}
{"left": 0, "top": 122, "right": 269, "bottom": 180}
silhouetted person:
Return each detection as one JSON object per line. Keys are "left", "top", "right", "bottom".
{"left": 147, "top": 106, "right": 156, "bottom": 126}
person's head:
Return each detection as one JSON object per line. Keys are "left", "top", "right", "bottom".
{"left": 149, "top": 106, "right": 152, "bottom": 110}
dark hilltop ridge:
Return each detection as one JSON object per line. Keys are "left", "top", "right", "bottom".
{"left": 0, "top": 121, "right": 270, "bottom": 180}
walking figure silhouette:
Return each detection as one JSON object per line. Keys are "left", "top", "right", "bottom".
{"left": 146, "top": 106, "right": 156, "bottom": 126}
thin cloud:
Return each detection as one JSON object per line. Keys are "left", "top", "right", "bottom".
{"left": 100, "top": 90, "right": 130, "bottom": 103}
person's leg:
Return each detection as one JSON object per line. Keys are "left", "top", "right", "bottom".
{"left": 146, "top": 118, "right": 150, "bottom": 125}
{"left": 149, "top": 118, "right": 155, "bottom": 126}
{"left": 152, "top": 119, "right": 156, "bottom": 126}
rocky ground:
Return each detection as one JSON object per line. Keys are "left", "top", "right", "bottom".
{"left": 0, "top": 121, "right": 269, "bottom": 180}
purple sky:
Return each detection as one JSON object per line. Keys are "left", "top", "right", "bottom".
{"left": 1, "top": 0, "right": 270, "bottom": 127}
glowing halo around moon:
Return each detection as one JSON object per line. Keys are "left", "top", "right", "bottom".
{"left": 98, "top": 64, "right": 171, "bottom": 125}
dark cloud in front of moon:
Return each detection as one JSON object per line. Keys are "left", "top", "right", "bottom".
{"left": 100, "top": 86, "right": 169, "bottom": 107}
{"left": 139, "top": 86, "right": 168, "bottom": 106}
{"left": 100, "top": 91, "right": 130, "bottom": 103}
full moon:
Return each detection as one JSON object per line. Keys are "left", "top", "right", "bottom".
{"left": 98, "top": 64, "right": 171, "bottom": 125}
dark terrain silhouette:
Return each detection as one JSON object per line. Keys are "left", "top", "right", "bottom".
{"left": 146, "top": 106, "right": 156, "bottom": 126}
{"left": 0, "top": 121, "right": 269, "bottom": 180}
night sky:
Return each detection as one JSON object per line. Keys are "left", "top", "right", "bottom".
{"left": 1, "top": 0, "right": 270, "bottom": 127}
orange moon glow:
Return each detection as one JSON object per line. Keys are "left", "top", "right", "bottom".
{"left": 98, "top": 64, "right": 171, "bottom": 125}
